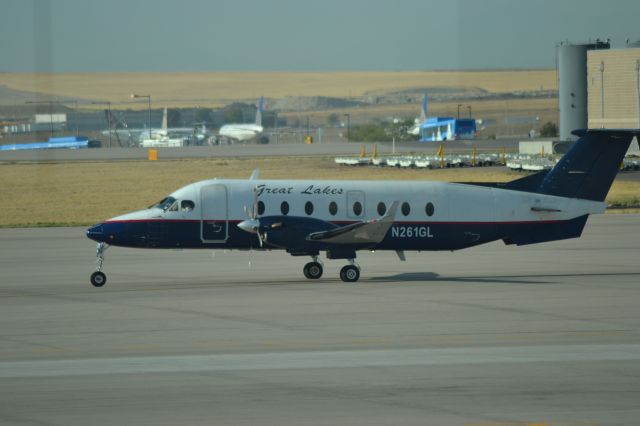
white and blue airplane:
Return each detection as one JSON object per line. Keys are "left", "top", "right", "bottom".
{"left": 86, "top": 129, "right": 638, "bottom": 287}
{"left": 218, "top": 97, "right": 266, "bottom": 143}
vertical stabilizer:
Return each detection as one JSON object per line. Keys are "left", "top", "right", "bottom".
{"left": 255, "top": 97, "right": 263, "bottom": 127}
{"left": 161, "top": 107, "right": 168, "bottom": 132}
{"left": 420, "top": 93, "right": 428, "bottom": 122}
{"left": 538, "top": 129, "right": 639, "bottom": 201}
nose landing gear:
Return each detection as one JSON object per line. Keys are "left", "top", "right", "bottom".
{"left": 90, "top": 242, "right": 109, "bottom": 287}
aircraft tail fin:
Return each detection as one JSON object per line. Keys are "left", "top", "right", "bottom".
{"left": 162, "top": 107, "right": 168, "bottom": 132}
{"left": 536, "top": 129, "right": 639, "bottom": 201}
{"left": 255, "top": 96, "right": 263, "bottom": 127}
{"left": 420, "top": 93, "right": 427, "bottom": 122}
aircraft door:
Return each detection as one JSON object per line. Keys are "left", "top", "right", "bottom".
{"left": 201, "top": 184, "right": 228, "bottom": 242}
{"left": 346, "top": 190, "right": 365, "bottom": 219}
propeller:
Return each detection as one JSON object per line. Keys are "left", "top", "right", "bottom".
{"left": 238, "top": 185, "right": 265, "bottom": 247}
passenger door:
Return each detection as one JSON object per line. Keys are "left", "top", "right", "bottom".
{"left": 201, "top": 184, "right": 228, "bottom": 242}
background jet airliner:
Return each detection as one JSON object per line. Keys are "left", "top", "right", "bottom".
{"left": 217, "top": 97, "right": 265, "bottom": 143}
{"left": 86, "top": 129, "right": 639, "bottom": 287}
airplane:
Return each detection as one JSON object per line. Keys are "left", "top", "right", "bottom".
{"left": 99, "top": 107, "right": 208, "bottom": 147}
{"left": 139, "top": 107, "right": 209, "bottom": 147}
{"left": 217, "top": 97, "right": 267, "bottom": 144}
{"left": 86, "top": 129, "right": 639, "bottom": 287}
{"left": 408, "top": 93, "right": 428, "bottom": 136}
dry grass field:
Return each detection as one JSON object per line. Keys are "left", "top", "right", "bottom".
{"left": 0, "top": 70, "right": 556, "bottom": 108}
{"left": 0, "top": 157, "right": 637, "bottom": 228}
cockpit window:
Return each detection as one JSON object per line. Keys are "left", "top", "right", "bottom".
{"left": 151, "top": 196, "right": 177, "bottom": 211}
{"left": 167, "top": 201, "right": 179, "bottom": 212}
{"left": 181, "top": 200, "right": 195, "bottom": 212}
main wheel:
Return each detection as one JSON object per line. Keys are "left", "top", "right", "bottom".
{"left": 90, "top": 271, "right": 107, "bottom": 287}
{"left": 339, "top": 265, "right": 360, "bottom": 283}
{"left": 303, "top": 262, "right": 323, "bottom": 279}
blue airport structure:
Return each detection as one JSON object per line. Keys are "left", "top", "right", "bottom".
{"left": 419, "top": 117, "right": 476, "bottom": 142}
{"left": 0, "top": 136, "right": 98, "bottom": 151}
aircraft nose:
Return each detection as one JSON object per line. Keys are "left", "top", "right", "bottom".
{"left": 86, "top": 223, "right": 105, "bottom": 242}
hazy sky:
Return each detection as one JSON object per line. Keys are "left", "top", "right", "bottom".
{"left": 2, "top": 0, "right": 639, "bottom": 72}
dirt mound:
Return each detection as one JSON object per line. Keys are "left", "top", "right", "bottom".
{"left": 272, "top": 96, "right": 365, "bottom": 112}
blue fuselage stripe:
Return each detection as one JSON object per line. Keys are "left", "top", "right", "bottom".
{"left": 86, "top": 218, "right": 582, "bottom": 252}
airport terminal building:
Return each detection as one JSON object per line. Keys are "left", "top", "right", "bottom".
{"left": 587, "top": 46, "right": 640, "bottom": 129}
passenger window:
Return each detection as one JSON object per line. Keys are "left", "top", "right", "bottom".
{"left": 181, "top": 200, "right": 195, "bottom": 212}
{"left": 258, "top": 201, "right": 265, "bottom": 215}
{"left": 281, "top": 201, "right": 289, "bottom": 215}
{"left": 401, "top": 202, "right": 410, "bottom": 216}
{"left": 353, "top": 201, "right": 362, "bottom": 216}
{"left": 425, "top": 202, "right": 435, "bottom": 217}
{"left": 377, "top": 202, "right": 386, "bottom": 216}
{"left": 305, "top": 201, "right": 314, "bottom": 215}
{"left": 329, "top": 201, "right": 338, "bottom": 216}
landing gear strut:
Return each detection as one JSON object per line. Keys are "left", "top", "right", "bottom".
{"left": 339, "top": 260, "right": 360, "bottom": 283}
{"left": 90, "top": 242, "right": 109, "bottom": 287}
{"left": 303, "top": 256, "right": 323, "bottom": 279}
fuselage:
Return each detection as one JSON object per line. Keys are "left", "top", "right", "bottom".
{"left": 219, "top": 124, "right": 264, "bottom": 142}
{"left": 87, "top": 178, "right": 605, "bottom": 252}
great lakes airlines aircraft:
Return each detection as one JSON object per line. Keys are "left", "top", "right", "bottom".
{"left": 86, "top": 129, "right": 639, "bottom": 287}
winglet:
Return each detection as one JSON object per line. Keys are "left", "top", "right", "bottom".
{"left": 383, "top": 201, "right": 400, "bottom": 222}
{"left": 249, "top": 169, "right": 260, "bottom": 180}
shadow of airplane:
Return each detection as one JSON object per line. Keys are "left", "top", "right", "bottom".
{"left": 366, "top": 271, "right": 640, "bottom": 285}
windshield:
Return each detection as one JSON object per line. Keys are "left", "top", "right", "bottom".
{"left": 150, "top": 197, "right": 177, "bottom": 211}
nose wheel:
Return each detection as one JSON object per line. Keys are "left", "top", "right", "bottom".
{"left": 90, "top": 271, "right": 107, "bottom": 287}
{"left": 90, "top": 243, "right": 109, "bottom": 287}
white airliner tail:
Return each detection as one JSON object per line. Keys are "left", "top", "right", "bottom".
{"left": 161, "top": 107, "right": 168, "bottom": 132}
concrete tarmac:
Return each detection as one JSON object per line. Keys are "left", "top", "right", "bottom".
{"left": 0, "top": 139, "right": 519, "bottom": 163}
{"left": 1, "top": 215, "right": 640, "bottom": 425}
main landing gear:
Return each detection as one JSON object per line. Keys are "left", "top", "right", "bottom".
{"left": 90, "top": 242, "right": 109, "bottom": 287}
{"left": 303, "top": 257, "right": 323, "bottom": 279}
{"left": 340, "top": 262, "right": 360, "bottom": 283}
{"left": 302, "top": 257, "right": 360, "bottom": 282}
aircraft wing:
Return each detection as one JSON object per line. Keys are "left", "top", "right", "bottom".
{"left": 307, "top": 201, "right": 399, "bottom": 244}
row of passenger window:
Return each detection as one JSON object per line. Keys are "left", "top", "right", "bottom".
{"left": 257, "top": 200, "right": 435, "bottom": 217}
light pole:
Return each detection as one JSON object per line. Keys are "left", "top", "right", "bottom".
{"left": 343, "top": 113, "right": 350, "bottom": 142}
{"left": 636, "top": 59, "right": 640, "bottom": 128}
{"left": 457, "top": 104, "right": 462, "bottom": 119}
{"left": 131, "top": 94, "right": 151, "bottom": 136}
{"left": 92, "top": 101, "right": 112, "bottom": 148}
{"left": 467, "top": 105, "right": 472, "bottom": 119}
{"left": 73, "top": 100, "right": 79, "bottom": 135}
{"left": 599, "top": 61, "right": 605, "bottom": 127}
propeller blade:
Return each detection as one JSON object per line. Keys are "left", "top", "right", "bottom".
{"left": 251, "top": 185, "right": 259, "bottom": 220}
